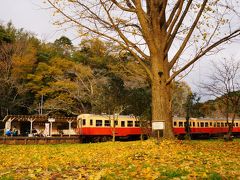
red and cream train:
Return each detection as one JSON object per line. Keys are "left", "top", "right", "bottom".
{"left": 76, "top": 114, "right": 146, "bottom": 142}
{"left": 173, "top": 118, "right": 240, "bottom": 138}
{"left": 75, "top": 114, "right": 240, "bottom": 141}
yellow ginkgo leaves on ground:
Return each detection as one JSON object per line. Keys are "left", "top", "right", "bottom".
{"left": 0, "top": 139, "right": 239, "bottom": 179}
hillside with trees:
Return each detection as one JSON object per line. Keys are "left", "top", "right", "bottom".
{"left": 0, "top": 23, "right": 192, "bottom": 122}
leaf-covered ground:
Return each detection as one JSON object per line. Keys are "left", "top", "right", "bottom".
{"left": 0, "top": 139, "right": 239, "bottom": 179}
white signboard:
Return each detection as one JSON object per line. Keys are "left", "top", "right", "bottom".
{"left": 152, "top": 121, "right": 165, "bottom": 130}
{"left": 48, "top": 118, "right": 55, "bottom": 122}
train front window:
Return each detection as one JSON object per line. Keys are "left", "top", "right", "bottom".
{"left": 127, "top": 121, "right": 133, "bottom": 127}
{"left": 104, "top": 120, "right": 110, "bottom": 126}
{"left": 179, "top": 122, "right": 183, "bottom": 127}
{"left": 173, "top": 121, "right": 177, "bottom": 127}
{"left": 121, "top": 121, "right": 125, "bottom": 127}
{"left": 96, "top": 120, "right": 102, "bottom": 127}
{"left": 135, "top": 121, "right": 140, "bottom": 127}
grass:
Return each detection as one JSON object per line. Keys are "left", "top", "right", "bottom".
{"left": 0, "top": 139, "right": 239, "bottom": 179}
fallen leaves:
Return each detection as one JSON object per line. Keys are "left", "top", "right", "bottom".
{"left": 0, "top": 139, "right": 239, "bottom": 179}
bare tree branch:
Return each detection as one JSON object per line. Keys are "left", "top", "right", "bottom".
{"left": 169, "top": 0, "right": 208, "bottom": 69}
{"left": 110, "top": 0, "right": 136, "bottom": 12}
{"left": 165, "top": 0, "right": 193, "bottom": 53}
{"left": 168, "top": 29, "right": 240, "bottom": 84}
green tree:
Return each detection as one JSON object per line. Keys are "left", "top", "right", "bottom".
{"left": 54, "top": 36, "right": 73, "bottom": 57}
{"left": 184, "top": 93, "right": 203, "bottom": 139}
{"left": 93, "top": 74, "right": 126, "bottom": 114}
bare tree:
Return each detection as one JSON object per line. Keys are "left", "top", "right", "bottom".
{"left": 46, "top": 0, "right": 240, "bottom": 138}
{"left": 202, "top": 58, "right": 240, "bottom": 140}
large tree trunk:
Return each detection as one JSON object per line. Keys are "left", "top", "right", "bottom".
{"left": 151, "top": 55, "right": 175, "bottom": 139}
{"left": 227, "top": 114, "right": 235, "bottom": 136}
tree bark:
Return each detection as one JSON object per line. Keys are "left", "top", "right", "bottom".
{"left": 146, "top": 2, "right": 174, "bottom": 139}
{"left": 151, "top": 55, "right": 175, "bottom": 139}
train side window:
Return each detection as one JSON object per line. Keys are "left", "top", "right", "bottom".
{"left": 96, "top": 120, "right": 102, "bottom": 127}
{"left": 82, "top": 119, "right": 86, "bottom": 126}
{"left": 217, "top": 122, "right": 220, "bottom": 127}
{"left": 121, "top": 121, "right": 125, "bottom": 127}
{"left": 197, "top": 122, "right": 199, "bottom": 127}
{"left": 127, "top": 121, "right": 133, "bottom": 127}
{"left": 114, "top": 120, "right": 118, "bottom": 126}
{"left": 210, "top": 122, "right": 212, "bottom": 126}
{"left": 193, "top": 122, "right": 195, "bottom": 127}
{"left": 179, "top": 122, "right": 183, "bottom": 127}
{"left": 200, "top": 122, "right": 204, "bottom": 127}
{"left": 205, "top": 122, "right": 209, "bottom": 127}
{"left": 105, "top": 120, "right": 110, "bottom": 127}
{"left": 221, "top": 122, "right": 224, "bottom": 127}
{"left": 135, "top": 121, "right": 140, "bottom": 127}
{"left": 236, "top": 123, "right": 239, "bottom": 127}
{"left": 225, "top": 123, "right": 227, "bottom": 126}
{"left": 90, "top": 119, "right": 93, "bottom": 126}
{"left": 173, "top": 121, "right": 177, "bottom": 127}
{"left": 214, "top": 122, "right": 216, "bottom": 127}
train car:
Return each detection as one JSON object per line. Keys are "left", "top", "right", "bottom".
{"left": 76, "top": 114, "right": 147, "bottom": 142}
{"left": 173, "top": 118, "right": 240, "bottom": 138}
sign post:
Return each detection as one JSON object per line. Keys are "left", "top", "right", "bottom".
{"left": 152, "top": 121, "right": 165, "bottom": 144}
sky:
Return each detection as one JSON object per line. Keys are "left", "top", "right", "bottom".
{"left": 0, "top": 0, "right": 75, "bottom": 43}
{"left": 0, "top": 0, "right": 240, "bottom": 99}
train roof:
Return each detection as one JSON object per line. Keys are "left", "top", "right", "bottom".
{"left": 77, "top": 114, "right": 137, "bottom": 120}
{"left": 173, "top": 117, "right": 240, "bottom": 121}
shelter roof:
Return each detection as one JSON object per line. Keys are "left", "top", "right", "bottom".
{"left": 2, "top": 115, "right": 77, "bottom": 123}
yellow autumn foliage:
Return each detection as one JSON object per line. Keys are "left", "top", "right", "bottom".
{"left": 0, "top": 139, "right": 239, "bottom": 179}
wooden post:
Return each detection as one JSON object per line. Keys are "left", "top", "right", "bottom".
{"left": 5, "top": 118, "right": 15, "bottom": 135}
{"left": 28, "top": 118, "right": 35, "bottom": 136}
{"left": 50, "top": 122, "right": 53, "bottom": 137}
{"left": 48, "top": 118, "right": 55, "bottom": 137}
{"left": 67, "top": 120, "right": 73, "bottom": 137}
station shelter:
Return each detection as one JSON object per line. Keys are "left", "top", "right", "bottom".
{"left": 2, "top": 115, "right": 77, "bottom": 137}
